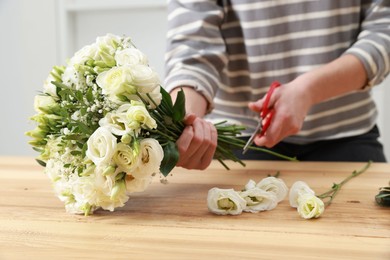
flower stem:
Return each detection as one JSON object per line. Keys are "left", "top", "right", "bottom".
{"left": 317, "top": 161, "right": 372, "bottom": 206}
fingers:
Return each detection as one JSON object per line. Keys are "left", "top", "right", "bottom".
{"left": 176, "top": 117, "right": 217, "bottom": 170}
{"left": 251, "top": 85, "right": 307, "bottom": 148}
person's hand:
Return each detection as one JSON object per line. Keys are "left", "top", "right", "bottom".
{"left": 248, "top": 82, "right": 312, "bottom": 148}
{"left": 176, "top": 113, "right": 218, "bottom": 170}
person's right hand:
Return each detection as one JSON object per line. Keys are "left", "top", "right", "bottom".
{"left": 176, "top": 113, "right": 218, "bottom": 170}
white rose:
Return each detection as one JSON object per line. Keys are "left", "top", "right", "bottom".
{"left": 86, "top": 127, "right": 117, "bottom": 166}
{"left": 207, "top": 188, "right": 247, "bottom": 215}
{"left": 131, "top": 138, "right": 164, "bottom": 179}
{"left": 125, "top": 174, "right": 152, "bottom": 193}
{"left": 113, "top": 142, "right": 140, "bottom": 173}
{"left": 34, "top": 95, "right": 58, "bottom": 114}
{"left": 297, "top": 193, "right": 325, "bottom": 219}
{"left": 96, "top": 66, "right": 136, "bottom": 101}
{"left": 289, "top": 181, "right": 315, "bottom": 208}
{"left": 240, "top": 188, "right": 278, "bottom": 213}
{"left": 115, "top": 47, "right": 149, "bottom": 66}
{"left": 256, "top": 177, "right": 289, "bottom": 203}
{"left": 129, "top": 64, "right": 160, "bottom": 93}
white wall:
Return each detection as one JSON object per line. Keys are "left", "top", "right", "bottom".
{"left": 0, "top": 0, "right": 57, "bottom": 156}
{"left": 2, "top": 0, "right": 390, "bottom": 160}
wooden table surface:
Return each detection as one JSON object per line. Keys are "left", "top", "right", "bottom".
{"left": 0, "top": 157, "right": 389, "bottom": 259}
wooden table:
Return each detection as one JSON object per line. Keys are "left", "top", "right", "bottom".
{"left": 0, "top": 157, "right": 389, "bottom": 259}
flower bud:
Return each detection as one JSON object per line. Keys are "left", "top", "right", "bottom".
{"left": 102, "top": 165, "right": 116, "bottom": 176}
{"left": 121, "top": 134, "right": 132, "bottom": 144}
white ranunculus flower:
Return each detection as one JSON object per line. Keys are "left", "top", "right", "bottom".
{"left": 289, "top": 181, "right": 315, "bottom": 208}
{"left": 34, "top": 95, "right": 58, "bottom": 114}
{"left": 86, "top": 127, "right": 118, "bottom": 166}
{"left": 115, "top": 47, "right": 149, "bottom": 66}
{"left": 207, "top": 188, "right": 247, "bottom": 215}
{"left": 240, "top": 188, "right": 278, "bottom": 213}
{"left": 131, "top": 138, "right": 164, "bottom": 179}
{"left": 297, "top": 193, "right": 325, "bottom": 219}
{"left": 256, "top": 177, "right": 289, "bottom": 203}
{"left": 125, "top": 174, "right": 152, "bottom": 193}
{"left": 113, "top": 142, "right": 140, "bottom": 173}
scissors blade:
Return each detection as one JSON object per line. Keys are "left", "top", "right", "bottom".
{"left": 242, "top": 121, "right": 262, "bottom": 154}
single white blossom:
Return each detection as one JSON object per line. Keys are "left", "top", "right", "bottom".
{"left": 289, "top": 181, "right": 315, "bottom": 208}
{"left": 113, "top": 142, "right": 140, "bottom": 173}
{"left": 207, "top": 188, "right": 247, "bottom": 215}
{"left": 115, "top": 47, "right": 149, "bottom": 66}
{"left": 256, "top": 176, "right": 289, "bottom": 203}
{"left": 131, "top": 138, "right": 164, "bottom": 179}
{"left": 297, "top": 193, "right": 325, "bottom": 219}
{"left": 240, "top": 187, "right": 278, "bottom": 213}
{"left": 86, "top": 127, "right": 117, "bottom": 167}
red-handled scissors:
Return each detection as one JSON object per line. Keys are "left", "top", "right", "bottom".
{"left": 242, "top": 81, "right": 281, "bottom": 154}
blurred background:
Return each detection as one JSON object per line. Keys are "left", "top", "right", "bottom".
{"left": 2, "top": 0, "right": 390, "bottom": 160}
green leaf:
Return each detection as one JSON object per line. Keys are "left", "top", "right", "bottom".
{"left": 86, "top": 87, "right": 94, "bottom": 103}
{"left": 160, "top": 87, "right": 173, "bottom": 112}
{"left": 172, "top": 88, "right": 186, "bottom": 122}
{"left": 160, "top": 141, "right": 179, "bottom": 177}
{"left": 36, "top": 159, "right": 46, "bottom": 167}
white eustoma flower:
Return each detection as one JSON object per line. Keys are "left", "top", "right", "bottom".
{"left": 99, "top": 104, "right": 131, "bottom": 136}
{"left": 113, "top": 142, "right": 140, "bottom": 173}
{"left": 256, "top": 176, "right": 289, "bottom": 203}
{"left": 131, "top": 138, "right": 164, "bottom": 179}
{"left": 207, "top": 188, "right": 247, "bottom": 215}
{"left": 129, "top": 64, "right": 160, "bottom": 93}
{"left": 289, "top": 181, "right": 315, "bottom": 208}
{"left": 125, "top": 174, "right": 152, "bottom": 193}
{"left": 86, "top": 127, "right": 118, "bottom": 167}
{"left": 69, "top": 43, "right": 97, "bottom": 65}
{"left": 126, "top": 101, "right": 157, "bottom": 132}
{"left": 138, "top": 83, "right": 162, "bottom": 109}
{"left": 115, "top": 47, "right": 149, "bottom": 66}
{"left": 240, "top": 187, "right": 278, "bottom": 213}
{"left": 297, "top": 193, "right": 325, "bottom": 219}
{"left": 96, "top": 66, "right": 136, "bottom": 101}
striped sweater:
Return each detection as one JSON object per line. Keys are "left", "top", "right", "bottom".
{"left": 164, "top": 0, "right": 390, "bottom": 144}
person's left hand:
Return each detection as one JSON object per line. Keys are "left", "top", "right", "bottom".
{"left": 175, "top": 113, "right": 218, "bottom": 170}
{"left": 248, "top": 81, "right": 312, "bottom": 148}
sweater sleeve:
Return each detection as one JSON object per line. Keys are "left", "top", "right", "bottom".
{"left": 164, "top": 0, "right": 227, "bottom": 111}
{"left": 345, "top": 0, "right": 390, "bottom": 87}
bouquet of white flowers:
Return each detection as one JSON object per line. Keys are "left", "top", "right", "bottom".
{"left": 26, "top": 34, "right": 295, "bottom": 215}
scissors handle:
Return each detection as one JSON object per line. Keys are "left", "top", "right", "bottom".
{"left": 242, "top": 81, "right": 281, "bottom": 154}
{"left": 259, "top": 81, "right": 280, "bottom": 135}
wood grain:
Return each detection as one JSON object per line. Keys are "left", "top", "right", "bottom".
{"left": 0, "top": 157, "right": 389, "bottom": 259}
